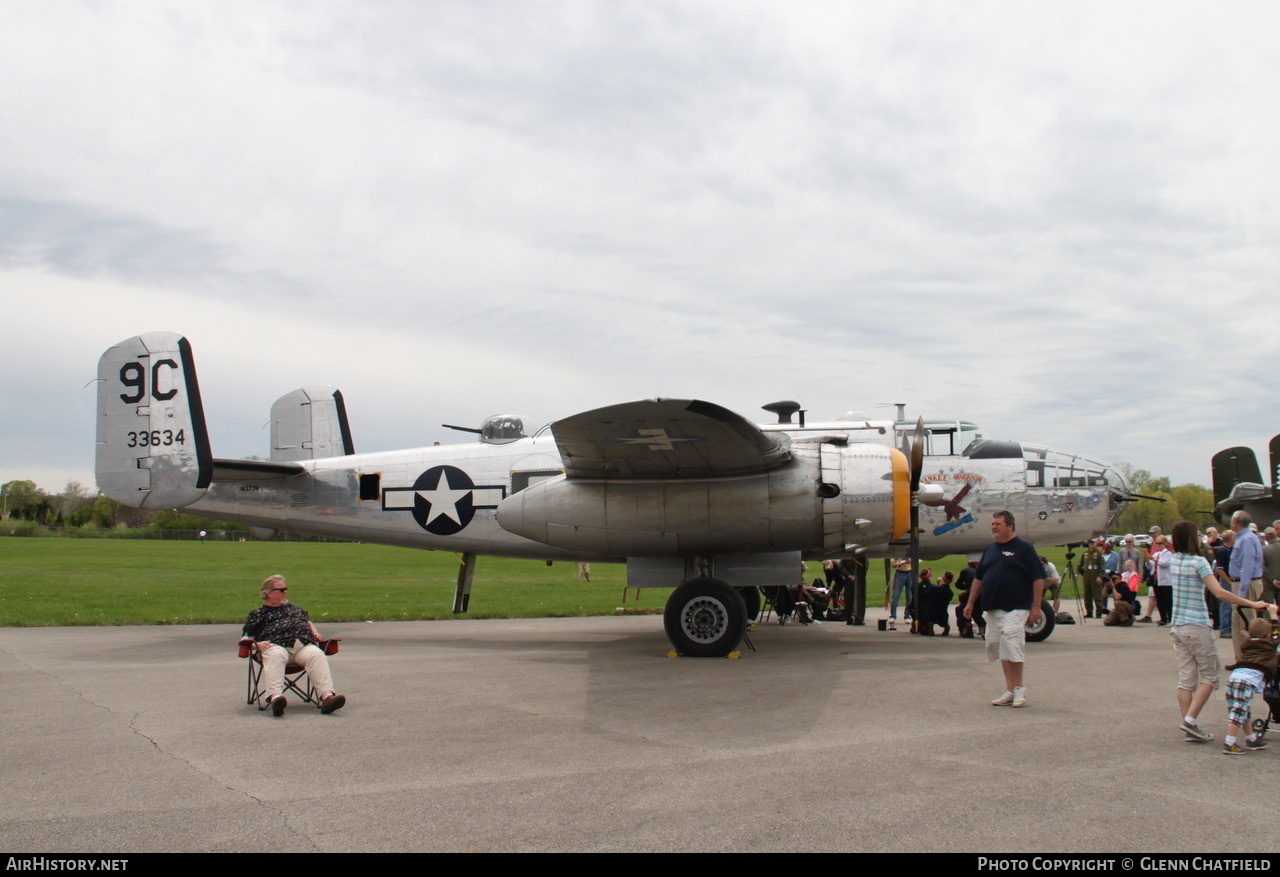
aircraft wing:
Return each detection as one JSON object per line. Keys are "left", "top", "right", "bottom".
{"left": 211, "top": 458, "right": 306, "bottom": 481}
{"left": 550, "top": 398, "right": 791, "bottom": 479}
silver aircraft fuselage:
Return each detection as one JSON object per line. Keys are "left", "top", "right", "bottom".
{"left": 188, "top": 421, "right": 1124, "bottom": 564}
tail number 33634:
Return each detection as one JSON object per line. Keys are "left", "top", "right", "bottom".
{"left": 126, "top": 429, "right": 185, "bottom": 448}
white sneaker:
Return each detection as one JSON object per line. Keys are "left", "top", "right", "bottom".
{"left": 992, "top": 690, "right": 1015, "bottom": 706}
{"left": 1011, "top": 687, "right": 1027, "bottom": 708}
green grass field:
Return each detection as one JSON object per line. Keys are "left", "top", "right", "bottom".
{"left": 0, "top": 540, "right": 1096, "bottom": 627}
{"left": 0, "top": 540, "right": 660, "bottom": 626}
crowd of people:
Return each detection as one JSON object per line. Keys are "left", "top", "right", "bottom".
{"left": 868, "top": 511, "right": 1278, "bottom": 751}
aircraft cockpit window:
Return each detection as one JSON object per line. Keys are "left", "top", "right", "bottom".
{"left": 1056, "top": 467, "right": 1110, "bottom": 488}
{"left": 958, "top": 424, "right": 988, "bottom": 456}
{"left": 927, "top": 423, "right": 985, "bottom": 456}
{"left": 965, "top": 439, "right": 1022, "bottom": 459}
{"left": 481, "top": 414, "right": 534, "bottom": 444}
{"left": 896, "top": 421, "right": 989, "bottom": 456}
{"left": 925, "top": 428, "right": 958, "bottom": 456}
{"left": 1025, "top": 447, "right": 1115, "bottom": 489}
{"left": 1023, "top": 444, "right": 1047, "bottom": 487}
{"left": 895, "top": 425, "right": 958, "bottom": 456}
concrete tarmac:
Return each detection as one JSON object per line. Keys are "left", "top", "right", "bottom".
{"left": 0, "top": 609, "right": 1272, "bottom": 853}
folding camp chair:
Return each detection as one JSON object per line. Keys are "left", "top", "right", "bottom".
{"left": 240, "top": 638, "right": 341, "bottom": 710}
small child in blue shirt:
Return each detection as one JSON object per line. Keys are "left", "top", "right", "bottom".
{"left": 1221, "top": 616, "right": 1279, "bottom": 755}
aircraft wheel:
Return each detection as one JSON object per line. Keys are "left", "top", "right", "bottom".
{"left": 738, "top": 586, "right": 761, "bottom": 622}
{"left": 664, "top": 578, "right": 747, "bottom": 657}
{"left": 1025, "top": 599, "right": 1056, "bottom": 643}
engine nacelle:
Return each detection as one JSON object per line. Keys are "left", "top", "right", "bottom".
{"left": 495, "top": 442, "right": 908, "bottom": 557}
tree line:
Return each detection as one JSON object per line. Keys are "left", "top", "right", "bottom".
{"left": 1, "top": 479, "right": 246, "bottom": 534}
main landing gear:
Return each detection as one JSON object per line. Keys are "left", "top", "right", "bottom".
{"left": 1024, "top": 599, "right": 1056, "bottom": 643}
{"left": 663, "top": 577, "right": 748, "bottom": 658}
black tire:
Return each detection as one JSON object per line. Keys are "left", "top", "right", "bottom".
{"left": 664, "top": 578, "right": 747, "bottom": 657}
{"left": 1251, "top": 717, "right": 1268, "bottom": 740}
{"left": 738, "top": 586, "right": 761, "bottom": 622}
{"left": 1025, "top": 599, "right": 1056, "bottom": 643}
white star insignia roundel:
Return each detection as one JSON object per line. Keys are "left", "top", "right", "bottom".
{"left": 381, "top": 466, "right": 505, "bottom": 536}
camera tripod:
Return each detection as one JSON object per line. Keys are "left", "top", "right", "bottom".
{"left": 1062, "top": 548, "right": 1087, "bottom": 624}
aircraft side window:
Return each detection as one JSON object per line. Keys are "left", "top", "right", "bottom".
{"left": 359, "top": 473, "right": 381, "bottom": 501}
{"left": 1026, "top": 463, "right": 1044, "bottom": 488}
{"left": 511, "top": 469, "right": 562, "bottom": 494}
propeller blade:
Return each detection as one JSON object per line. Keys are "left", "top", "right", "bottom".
{"left": 910, "top": 417, "right": 925, "bottom": 493}
{"left": 909, "top": 417, "right": 924, "bottom": 633}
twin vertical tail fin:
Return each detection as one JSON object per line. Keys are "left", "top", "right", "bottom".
{"left": 270, "top": 386, "right": 354, "bottom": 462}
{"left": 1210, "top": 446, "right": 1263, "bottom": 507}
{"left": 95, "top": 332, "right": 212, "bottom": 509}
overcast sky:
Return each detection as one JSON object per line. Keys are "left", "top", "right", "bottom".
{"left": 4, "top": 0, "right": 1279, "bottom": 498}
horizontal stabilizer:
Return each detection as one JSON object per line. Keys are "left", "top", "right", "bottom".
{"left": 212, "top": 459, "right": 306, "bottom": 480}
{"left": 551, "top": 398, "right": 790, "bottom": 479}
{"left": 96, "top": 332, "right": 212, "bottom": 508}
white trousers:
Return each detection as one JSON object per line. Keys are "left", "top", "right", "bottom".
{"left": 259, "top": 640, "right": 334, "bottom": 703}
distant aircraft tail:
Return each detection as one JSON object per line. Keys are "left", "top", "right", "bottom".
{"left": 1270, "top": 434, "right": 1280, "bottom": 493}
{"left": 1211, "top": 446, "right": 1263, "bottom": 507}
{"left": 95, "top": 332, "right": 212, "bottom": 508}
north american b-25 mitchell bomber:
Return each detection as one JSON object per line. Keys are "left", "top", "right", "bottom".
{"left": 1211, "top": 436, "right": 1280, "bottom": 528}
{"left": 96, "top": 332, "right": 1130, "bottom": 656}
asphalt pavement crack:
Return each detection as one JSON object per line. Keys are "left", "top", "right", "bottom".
{"left": 116, "top": 711, "right": 321, "bottom": 851}
{"left": 8, "top": 649, "right": 322, "bottom": 852}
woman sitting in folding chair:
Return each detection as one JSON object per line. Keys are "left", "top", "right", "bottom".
{"left": 240, "top": 574, "right": 347, "bottom": 717}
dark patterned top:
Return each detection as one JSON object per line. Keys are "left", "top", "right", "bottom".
{"left": 242, "top": 603, "right": 317, "bottom": 648}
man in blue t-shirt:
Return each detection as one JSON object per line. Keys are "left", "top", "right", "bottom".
{"left": 964, "top": 510, "right": 1045, "bottom": 708}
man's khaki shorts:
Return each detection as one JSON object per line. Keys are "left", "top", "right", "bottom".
{"left": 985, "top": 609, "right": 1029, "bottom": 663}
